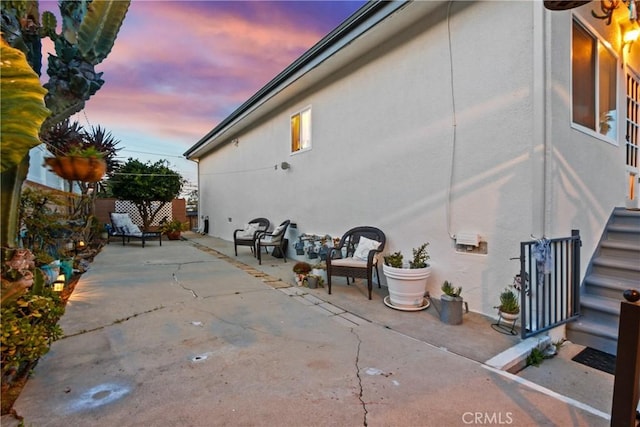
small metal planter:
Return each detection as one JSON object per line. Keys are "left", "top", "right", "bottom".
{"left": 440, "top": 295, "right": 467, "bottom": 325}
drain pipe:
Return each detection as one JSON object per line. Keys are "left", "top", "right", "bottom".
{"left": 532, "top": 2, "right": 552, "bottom": 238}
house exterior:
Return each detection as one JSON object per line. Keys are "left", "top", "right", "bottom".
{"left": 185, "top": 0, "right": 640, "bottom": 322}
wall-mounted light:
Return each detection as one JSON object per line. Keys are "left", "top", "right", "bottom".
{"left": 280, "top": 162, "right": 291, "bottom": 170}
{"left": 623, "top": 21, "right": 640, "bottom": 45}
{"left": 53, "top": 274, "right": 65, "bottom": 292}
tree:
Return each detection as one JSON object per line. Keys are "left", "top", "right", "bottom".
{"left": 108, "top": 159, "right": 185, "bottom": 230}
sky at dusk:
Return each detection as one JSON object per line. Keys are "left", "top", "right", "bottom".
{"left": 40, "top": 0, "right": 367, "bottom": 187}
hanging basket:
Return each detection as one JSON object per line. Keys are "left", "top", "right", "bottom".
{"left": 44, "top": 156, "right": 106, "bottom": 182}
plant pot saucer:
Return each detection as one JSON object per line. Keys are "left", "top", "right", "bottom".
{"left": 383, "top": 295, "right": 430, "bottom": 311}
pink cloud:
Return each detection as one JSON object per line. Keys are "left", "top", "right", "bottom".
{"left": 38, "top": 0, "right": 366, "bottom": 181}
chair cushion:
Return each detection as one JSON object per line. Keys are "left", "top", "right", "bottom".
{"left": 331, "top": 257, "right": 375, "bottom": 268}
{"left": 111, "top": 213, "right": 143, "bottom": 236}
{"left": 111, "top": 213, "right": 129, "bottom": 229}
{"left": 272, "top": 224, "right": 286, "bottom": 236}
{"left": 238, "top": 223, "right": 259, "bottom": 238}
{"left": 353, "top": 236, "right": 381, "bottom": 260}
{"left": 124, "top": 224, "right": 142, "bottom": 236}
{"left": 259, "top": 235, "right": 281, "bottom": 245}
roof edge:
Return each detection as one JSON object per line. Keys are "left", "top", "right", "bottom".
{"left": 184, "top": 0, "right": 409, "bottom": 159}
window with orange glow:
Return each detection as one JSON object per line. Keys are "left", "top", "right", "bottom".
{"left": 572, "top": 19, "right": 618, "bottom": 140}
{"left": 626, "top": 71, "right": 639, "bottom": 168}
{"left": 291, "top": 107, "right": 311, "bottom": 153}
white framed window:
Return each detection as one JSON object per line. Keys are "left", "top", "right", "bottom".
{"left": 291, "top": 106, "right": 311, "bottom": 153}
{"left": 626, "top": 69, "right": 639, "bottom": 168}
{"left": 571, "top": 18, "right": 618, "bottom": 142}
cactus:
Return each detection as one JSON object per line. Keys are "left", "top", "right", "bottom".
{"left": 0, "top": 0, "right": 130, "bottom": 247}
{"left": 0, "top": 38, "right": 51, "bottom": 247}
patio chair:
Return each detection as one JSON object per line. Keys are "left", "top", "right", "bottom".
{"left": 233, "top": 218, "right": 271, "bottom": 256}
{"left": 256, "top": 220, "right": 290, "bottom": 265}
{"left": 326, "top": 226, "right": 386, "bottom": 300}
{"left": 109, "top": 212, "right": 162, "bottom": 248}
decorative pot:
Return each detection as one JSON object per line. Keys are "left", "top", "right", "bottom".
{"left": 166, "top": 231, "right": 181, "bottom": 240}
{"left": 382, "top": 264, "right": 431, "bottom": 308}
{"left": 305, "top": 275, "right": 319, "bottom": 289}
{"left": 440, "top": 295, "right": 466, "bottom": 325}
{"left": 39, "top": 264, "right": 60, "bottom": 285}
{"left": 44, "top": 156, "right": 106, "bottom": 182}
{"left": 499, "top": 310, "right": 519, "bottom": 322}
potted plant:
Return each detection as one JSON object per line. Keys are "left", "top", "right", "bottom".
{"left": 496, "top": 287, "right": 520, "bottom": 321}
{"left": 44, "top": 146, "right": 107, "bottom": 182}
{"left": 160, "top": 219, "right": 188, "bottom": 240}
{"left": 292, "top": 261, "right": 312, "bottom": 286}
{"left": 303, "top": 274, "right": 323, "bottom": 289}
{"left": 382, "top": 243, "right": 431, "bottom": 309}
{"left": 311, "top": 261, "right": 327, "bottom": 284}
{"left": 440, "top": 280, "right": 467, "bottom": 325}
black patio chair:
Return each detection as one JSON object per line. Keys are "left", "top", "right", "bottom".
{"left": 233, "top": 218, "right": 271, "bottom": 256}
{"left": 326, "top": 226, "right": 386, "bottom": 300}
{"left": 256, "top": 220, "right": 290, "bottom": 265}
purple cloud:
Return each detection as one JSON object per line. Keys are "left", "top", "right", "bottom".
{"left": 38, "top": 0, "right": 366, "bottom": 183}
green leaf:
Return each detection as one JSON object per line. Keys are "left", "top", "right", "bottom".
{"left": 0, "top": 38, "right": 50, "bottom": 173}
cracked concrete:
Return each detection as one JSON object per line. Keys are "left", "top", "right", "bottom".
{"left": 6, "top": 235, "right": 611, "bottom": 427}
{"left": 351, "top": 329, "right": 369, "bottom": 426}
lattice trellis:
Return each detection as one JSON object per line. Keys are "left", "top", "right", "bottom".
{"left": 115, "top": 201, "right": 172, "bottom": 226}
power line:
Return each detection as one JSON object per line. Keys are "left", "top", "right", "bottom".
{"left": 118, "top": 149, "right": 186, "bottom": 159}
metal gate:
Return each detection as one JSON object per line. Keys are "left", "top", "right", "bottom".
{"left": 518, "top": 230, "right": 582, "bottom": 339}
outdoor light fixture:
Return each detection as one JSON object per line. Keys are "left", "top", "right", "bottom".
{"left": 280, "top": 162, "right": 291, "bottom": 170}
{"left": 53, "top": 274, "right": 65, "bottom": 292}
{"left": 623, "top": 21, "right": 640, "bottom": 44}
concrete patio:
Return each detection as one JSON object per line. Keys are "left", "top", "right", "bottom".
{"left": 4, "top": 232, "right": 613, "bottom": 426}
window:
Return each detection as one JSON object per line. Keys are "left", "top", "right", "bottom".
{"left": 572, "top": 19, "right": 617, "bottom": 140}
{"left": 291, "top": 107, "right": 311, "bottom": 153}
{"left": 627, "top": 70, "right": 639, "bottom": 168}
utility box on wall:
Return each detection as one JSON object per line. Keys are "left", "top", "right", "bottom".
{"left": 454, "top": 232, "right": 488, "bottom": 255}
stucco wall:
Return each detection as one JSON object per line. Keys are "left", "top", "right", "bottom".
{"left": 196, "top": 1, "right": 631, "bottom": 315}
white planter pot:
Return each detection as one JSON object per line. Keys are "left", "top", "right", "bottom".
{"left": 499, "top": 311, "right": 519, "bottom": 322}
{"left": 383, "top": 264, "right": 431, "bottom": 308}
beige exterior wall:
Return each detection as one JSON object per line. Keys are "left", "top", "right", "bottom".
{"left": 196, "top": 1, "right": 635, "bottom": 315}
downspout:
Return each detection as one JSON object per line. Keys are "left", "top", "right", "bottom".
{"left": 532, "top": 2, "right": 552, "bottom": 238}
{"left": 543, "top": 6, "right": 553, "bottom": 239}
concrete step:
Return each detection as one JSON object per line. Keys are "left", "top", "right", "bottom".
{"left": 606, "top": 224, "right": 640, "bottom": 243}
{"left": 610, "top": 207, "right": 640, "bottom": 228}
{"left": 599, "top": 239, "right": 640, "bottom": 260}
{"left": 566, "top": 317, "right": 619, "bottom": 355}
{"left": 583, "top": 273, "right": 639, "bottom": 299}
{"left": 579, "top": 294, "right": 621, "bottom": 325}
{"left": 591, "top": 255, "right": 640, "bottom": 281}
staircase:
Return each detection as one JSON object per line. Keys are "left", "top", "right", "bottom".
{"left": 567, "top": 208, "right": 640, "bottom": 355}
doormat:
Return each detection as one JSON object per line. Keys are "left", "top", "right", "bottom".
{"left": 572, "top": 347, "right": 616, "bottom": 375}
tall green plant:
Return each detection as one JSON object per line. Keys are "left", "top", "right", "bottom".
{"left": 0, "top": 38, "right": 50, "bottom": 248}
